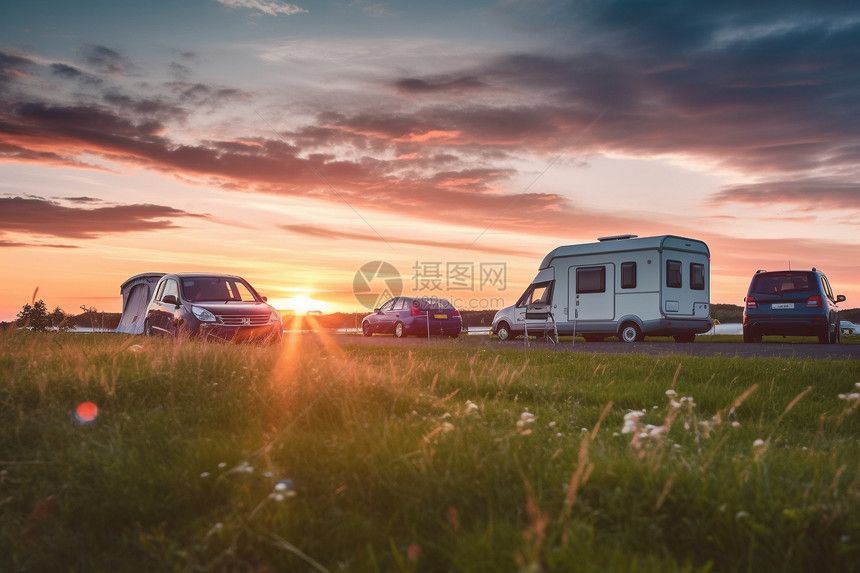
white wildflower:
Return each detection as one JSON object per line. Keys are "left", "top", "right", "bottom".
{"left": 516, "top": 412, "right": 536, "bottom": 428}
{"left": 665, "top": 389, "right": 678, "bottom": 398}
{"left": 441, "top": 422, "right": 455, "bottom": 433}
{"left": 732, "top": 421, "right": 741, "bottom": 428}
{"left": 621, "top": 410, "right": 644, "bottom": 434}
{"left": 200, "top": 472, "right": 210, "bottom": 478}
{"left": 465, "top": 400, "right": 479, "bottom": 415}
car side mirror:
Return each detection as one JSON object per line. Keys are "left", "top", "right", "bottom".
{"left": 261, "top": 296, "right": 268, "bottom": 302}
{"left": 162, "top": 294, "right": 179, "bottom": 306}
{"left": 837, "top": 294, "right": 846, "bottom": 303}
{"left": 374, "top": 308, "right": 382, "bottom": 314}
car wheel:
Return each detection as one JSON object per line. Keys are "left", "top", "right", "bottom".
{"left": 143, "top": 320, "right": 153, "bottom": 336}
{"left": 674, "top": 334, "right": 696, "bottom": 343}
{"left": 362, "top": 321, "right": 372, "bottom": 337}
{"left": 449, "top": 332, "right": 460, "bottom": 339}
{"left": 818, "top": 325, "right": 831, "bottom": 344}
{"left": 619, "top": 322, "right": 643, "bottom": 343}
{"left": 394, "top": 322, "right": 406, "bottom": 338}
{"left": 743, "top": 328, "right": 761, "bottom": 343}
{"left": 496, "top": 322, "right": 512, "bottom": 341}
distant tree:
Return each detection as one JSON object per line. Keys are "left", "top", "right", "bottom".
{"left": 49, "top": 306, "right": 70, "bottom": 330}
{"left": 16, "top": 300, "right": 51, "bottom": 331}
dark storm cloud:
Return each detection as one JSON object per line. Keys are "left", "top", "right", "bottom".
{"left": 0, "top": 196, "right": 205, "bottom": 239}
{"left": 50, "top": 63, "right": 101, "bottom": 86}
{"left": 4, "top": 1, "right": 860, "bottom": 231}
{"left": 79, "top": 45, "right": 128, "bottom": 75}
{"left": 0, "top": 239, "right": 79, "bottom": 248}
{"left": 712, "top": 179, "right": 860, "bottom": 209}
{"left": 380, "top": 1, "right": 860, "bottom": 207}
{"left": 393, "top": 75, "right": 486, "bottom": 94}
{"left": 0, "top": 49, "right": 37, "bottom": 93}
{"left": 164, "top": 82, "right": 249, "bottom": 106}
{"left": 281, "top": 224, "right": 535, "bottom": 257}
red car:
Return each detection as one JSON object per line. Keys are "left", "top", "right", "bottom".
{"left": 362, "top": 296, "right": 462, "bottom": 338}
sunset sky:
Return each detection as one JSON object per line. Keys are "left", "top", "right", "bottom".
{"left": 2, "top": 0, "right": 859, "bottom": 321}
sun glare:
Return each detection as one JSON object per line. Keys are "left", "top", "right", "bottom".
{"left": 270, "top": 294, "right": 330, "bottom": 315}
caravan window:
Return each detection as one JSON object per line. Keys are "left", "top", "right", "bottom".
{"left": 576, "top": 266, "right": 606, "bottom": 294}
{"left": 666, "top": 260, "right": 682, "bottom": 288}
{"left": 620, "top": 262, "right": 637, "bottom": 289}
{"left": 516, "top": 281, "right": 553, "bottom": 308}
{"left": 690, "top": 263, "right": 705, "bottom": 290}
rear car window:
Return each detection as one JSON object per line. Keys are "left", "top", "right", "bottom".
{"left": 749, "top": 272, "right": 814, "bottom": 295}
{"left": 415, "top": 298, "right": 455, "bottom": 310}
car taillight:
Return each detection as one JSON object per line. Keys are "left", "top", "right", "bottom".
{"left": 806, "top": 295, "right": 822, "bottom": 308}
{"left": 411, "top": 306, "right": 426, "bottom": 316}
{"left": 745, "top": 296, "right": 757, "bottom": 309}
{"left": 451, "top": 309, "right": 460, "bottom": 316}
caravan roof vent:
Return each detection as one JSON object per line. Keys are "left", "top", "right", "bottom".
{"left": 597, "top": 234, "right": 638, "bottom": 242}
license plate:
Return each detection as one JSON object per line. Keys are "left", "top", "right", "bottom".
{"left": 772, "top": 303, "right": 794, "bottom": 309}
{"left": 434, "top": 314, "right": 448, "bottom": 319}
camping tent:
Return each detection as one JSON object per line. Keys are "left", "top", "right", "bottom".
{"left": 116, "top": 272, "right": 166, "bottom": 334}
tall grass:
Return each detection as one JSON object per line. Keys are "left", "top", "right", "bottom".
{"left": 1, "top": 330, "right": 859, "bottom": 571}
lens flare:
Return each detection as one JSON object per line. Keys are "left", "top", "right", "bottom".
{"left": 75, "top": 401, "right": 98, "bottom": 423}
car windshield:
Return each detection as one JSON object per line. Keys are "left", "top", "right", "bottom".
{"left": 413, "top": 297, "right": 456, "bottom": 311}
{"left": 181, "top": 276, "right": 259, "bottom": 302}
{"left": 750, "top": 272, "right": 814, "bottom": 295}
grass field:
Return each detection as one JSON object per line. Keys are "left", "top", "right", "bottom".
{"left": 2, "top": 331, "right": 860, "bottom": 572}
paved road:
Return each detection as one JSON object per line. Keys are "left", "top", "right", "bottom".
{"left": 337, "top": 333, "right": 860, "bottom": 360}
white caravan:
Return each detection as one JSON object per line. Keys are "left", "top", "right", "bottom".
{"left": 492, "top": 235, "right": 713, "bottom": 343}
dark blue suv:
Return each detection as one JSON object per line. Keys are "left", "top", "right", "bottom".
{"left": 743, "top": 269, "right": 845, "bottom": 343}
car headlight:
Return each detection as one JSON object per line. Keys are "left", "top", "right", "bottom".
{"left": 192, "top": 306, "right": 217, "bottom": 322}
{"left": 269, "top": 308, "right": 282, "bottom": 325}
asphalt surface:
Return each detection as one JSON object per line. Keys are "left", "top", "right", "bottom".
{"left": 337, "top": 334, "right": 860, "bottom": 360}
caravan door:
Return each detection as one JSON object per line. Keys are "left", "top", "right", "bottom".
{"left": 569, "top": 265, "right": 615, "bottom": 320}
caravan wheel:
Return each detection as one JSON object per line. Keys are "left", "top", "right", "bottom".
{"left": 620, "top": 323, "right": 643, "bottom": 343}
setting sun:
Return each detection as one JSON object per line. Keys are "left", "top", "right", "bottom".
{"left": 269, "top": 295, "right": 331, "bottom": 316}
